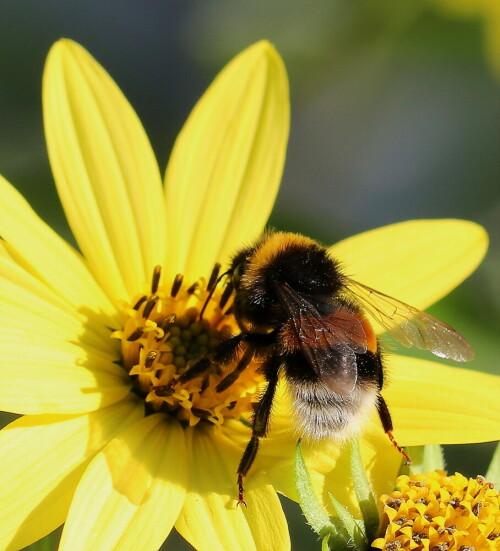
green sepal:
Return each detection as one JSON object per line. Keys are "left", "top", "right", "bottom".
{"left": 294, "top": 442, "right": 344, "bottom": 547}
{"left": 349, "top": 439, "right": 380, "bottom": 542}
{"left": 294, "top": 441, "right": 334, "bottom": 535}
{"left": 485, "top": 441, "right": 500, "bottom": 486}
{"left": 321, "top": 534, "right": 331, "bottom": 551}
{"left": 328, "top": 492, "right": 367, "bottom": 550}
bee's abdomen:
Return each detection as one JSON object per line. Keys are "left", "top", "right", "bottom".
{"left": 286, "top": 350, "right": 384, "bottom": 440}
{"left": 291, "top": 379, "right": 379, "bottom": 440}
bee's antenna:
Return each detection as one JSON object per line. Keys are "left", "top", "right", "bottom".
{"left": 199, "top": 268, "right": 232, "bottom": 320}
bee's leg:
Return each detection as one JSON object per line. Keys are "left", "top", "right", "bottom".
{"left": 376, "top": 394, "right": 411, "bottom": 465}
{"left": 156, "top": 333, "right": 251, "bottom": 394}
{"left": 176, "top": 357, "right": 212, "bottom": 384}
{"left": 215, "top": 330, "right": 276, "bottom": 363}
{"left": 236, "top": 359, "right": 279, "bottom": 506}
{"left": 153, "top": 356, "right": 212, "bottom": 396}
{"left": 216, "top": 346, "right": 254, "bottom": 392}
{"left": 214, "top": 333, "right": 247, "bottom": 364}
{"left": 214, "top": 331, "right": 278, "bottom": 392}
{"left": 160, "top": 331, "right": 274, "bottom": 395}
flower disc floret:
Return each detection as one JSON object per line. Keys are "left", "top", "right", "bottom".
{"left": 112, "top": 266, "right": 263, "bottom": 428}
{"left": 372, "top": 471, "right": 500, "bottom": 550}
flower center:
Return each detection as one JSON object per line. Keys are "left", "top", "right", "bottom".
{"left": 372, "top": 471, "right": 500, "bottom": 551}
{"left": 112, "top": 266, "right": 263, "bottom": 428}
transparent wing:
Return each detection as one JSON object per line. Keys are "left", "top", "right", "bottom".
{"left": 295, "top": 306, "right": 367, "bottom": 356}
{"left": 277, "top": 282, "right": 368, "bottom": 395}
{"left": 299, "top": 312, "right": 367, "bottom": 395}
{"left": 343, "top": 278, "right": 474, "bottom": 362}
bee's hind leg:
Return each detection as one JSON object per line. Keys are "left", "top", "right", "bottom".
{"left": 376, "top": 394, "right": 412, "bottom": 465}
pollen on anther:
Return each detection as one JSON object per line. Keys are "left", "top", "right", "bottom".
{"left": 145, "top": 350, "right": 159, "bottom": 368}
{"left": 219, "top": 282, "right": 233, "bottom": 309}
{"left": 187, "top": 282, "right": 199, "bottom": 295}
{"left": 143, "top": 296, "right": 159, "bottom": 319}
{"left": 133, "top": 296, "right": 147, "bottom": 311}
{"left": 127, "top": 328, "right": 144, "bottom": 341}
{"left": 155, "top": 314, "right": 176, "bottom": 341}
{"left": 171, "top": 274, "right": 183, "bottom": 297}
{"left": 151, "top": 265, "right": 162, "bottom": 294}
{"left": 207, "top": 263, "right": 221, "bottom": 292}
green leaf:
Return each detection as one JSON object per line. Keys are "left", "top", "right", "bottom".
{"left": 406, "top": 444, "right": 445, "bottom": 474}
{"left": 328, "top": 492, "right": 367, "bottom": 550}
{"left": 349, "top": 439, "right": 379, "bottom": 542}
{"left": 485, "top": 441, "right": 500, "bottom": 486}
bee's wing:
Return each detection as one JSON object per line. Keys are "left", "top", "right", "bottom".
{"left": 343, "top": 278, "right": 474, "bottom": 362}
{"left": 294, "top": 309, "right": 367, "bottom": 395}
{"left": 277, "top": 282, "right": 368, "bottom": 395}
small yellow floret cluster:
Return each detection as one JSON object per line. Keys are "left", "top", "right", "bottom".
{"left": 372, "top": 471, "right": 500, "bottom": 550}
{"left": 113, "top": 268, "right": 263, "bottom": 428}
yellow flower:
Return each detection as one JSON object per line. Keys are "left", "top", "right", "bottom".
{"left": 372, "top": 471, "right": 500, "bottom": 550}
{"left": 0, "top": 38, "right": 498, "bottom": 551}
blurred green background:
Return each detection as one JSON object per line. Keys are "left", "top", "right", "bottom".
{"left": 0, "top": 1, "right": 498, "bottom": 549}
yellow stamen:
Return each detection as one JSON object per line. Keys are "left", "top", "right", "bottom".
{"left": 112, "top": 266, "right": 264, "bottom": 428}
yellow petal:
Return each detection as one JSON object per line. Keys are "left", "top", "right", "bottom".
{"left": 0, "top": 400, "right": 143, "bottom": 551}
{"left": 176, "top": 425, "right": 290, "bottom": 551}
{"left": 330, "top": 219, "right": 488, "bottom": 309}
{"left": 59, "top": 414, "right": 186, "bottom": 551}
{"left": 0, "top": 328, "right": 131, "bottom": 414}
{"left": 383, "top": 355, "right": 500, "bottom": 445}
{"left": 164, "top": 40, "right": 289, "bottom": 282}
{"left": 0, "top": 175, "right": 117, "bottom": 324}
{"left": 43, "top": 39, "right": 166, "bottom": 304}
{"left": 0, "top": 256, "right": 114, "bottom": 353}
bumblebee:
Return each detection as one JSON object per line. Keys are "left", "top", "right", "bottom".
{"left": 191, "top": 232, "right": 474, "bottom": 504}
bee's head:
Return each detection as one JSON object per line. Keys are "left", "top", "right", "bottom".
{"left": 229, "top": 247, "right": 254, "bottom": 291}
